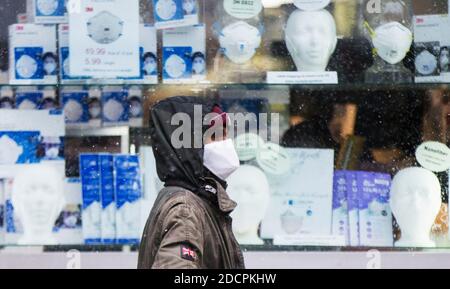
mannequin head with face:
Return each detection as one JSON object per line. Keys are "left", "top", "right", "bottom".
{"left": 285, "top": 9, "right": 337, "bottom": 72}
{"left": 11, "top": 165, "right": 65, "bottom": 245}
{"left": 390, "top": 167, "right": 442, "bottom": 247}
{"left": 227, "top": 165, "right": 270, "bottom": 245}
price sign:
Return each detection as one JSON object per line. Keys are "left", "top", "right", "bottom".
{"left": 69, "top": 0, "right": 140, "bottom": 78}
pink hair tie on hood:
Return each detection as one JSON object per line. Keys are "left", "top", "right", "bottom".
{"left": 209, "top": 105, "right": 230, "bottom": 129}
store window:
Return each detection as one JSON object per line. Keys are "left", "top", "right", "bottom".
{"left": 0, "top": 0, "right": 449, "bottom": 269}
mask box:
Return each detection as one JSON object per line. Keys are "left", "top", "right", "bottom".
{"left": 27, "top": 0, "right": 68, "bottom": 24}
{"left": 346, "top": 171, "right": 360, "bottom": 247}
{"left": 153, "top": 0, "right": 199, "bottom": 30}
{"left": 114, "top": 154, "right": 142, "bottom": 244}
{"left": 99, "top": 154, "right": 116, "bottom": 244}
{"left": 356, "top": 172, "right": 393, "bottom": 247}
{"left": 332, "top": 171, "right": 350, "bottom": 246}
{"left": 79, "top": 154, "right": 102, "bottom": 244}
{"left": 55, "top": 178, "right": 83, "bottom": 245}
{"left": 0, "top": 110, "right": 65, "bottom": 168}
{"left": 162, "top": 24, "right": 206, "bottom": 84}
{"left": 9, "top": 24, "right": 57, "bottom": 85}
{"left": 414, "top": 14, "right": 450, "bottom": 83}
{"left": 128, "top": 86, "right": 143, "bottom": 127}
{"left": 61, "top": 86, "right": 90, "bottom": 127}
{"left": 101, "top": 86, "right": 129, "bottom": 126}
{"left": 58, "top": 24, "right": 92, "bottom": 84}
{"left": 1, "top": 162, "right": 66, "bottom": 245}
{"left": 15, "top": 87, "right": 43, "bottom": 110}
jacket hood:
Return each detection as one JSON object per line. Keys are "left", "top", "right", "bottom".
{"left": 150, "top": 96, "right": 216, "bottom": 192}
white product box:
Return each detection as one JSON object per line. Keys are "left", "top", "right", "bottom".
{"left": 9, "top": 24, "right": 57, "bottom": 85}
{"left": 332, "top": 171, "right": 350, "bottom": 246}
{"left": 162, "top": 24, "right": 206, "bottom": 84}
{"left": 27, "top": 0, "right": 68, "bottom": 24}
{"left": 261, "top": 148, "right": 335, "bottom": 242}
{"left": 153, "top": 0, "right": 199, "bottom": 30}
{"left": 99, "top": 154, "right": 116, "bottom": 244}
{"left": 69, "top": 0, "right": 140, "bottom": 78}
{"left": 346, "top": 171, "right": 360, "bottom": 247}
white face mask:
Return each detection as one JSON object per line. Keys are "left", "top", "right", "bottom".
{"left": 18, "top": 99, "right": 38, "bottom": 110}
{"left": 64, "top": 100, "right": 84, "bottom": 122}
{"left": 192, "top": 58, "right": 205, "bottom": 75}
{"left": 156, "top": 0, "right": 177, "bottom": 20}
{"left": 16, "top": 55, "right": 38, "bottom": 79}
{"left": 219, "top": 21, "right": 262, "bottom": 65}
{"left": 165, "top": 54, "right": 187, "bottom": 78}
{"left": 0, "top": 135, "right": 23, "bottom": 165}
{"left": 203, "top": 139, "right": 240, "bottom": 181}
{"left": 183, "top": 0, "right": 195, "bottom": 14}
{"left": 44, "top": 61, "right": 56, "bottom": 75}
{"left": 89, "top": 102, "right": 101, "bottom": 118}
{"left": 143, "top": 59, "right": 157, "bottom": 75}
{"left": 103, "top": 99, "right": 125, "bottom": 121}
{"left": 415, "top": 50, "right": 438, "bottom": 75}
{"left": 37, "top": 0, "right": 58, "bottom": 16}
{"left": 45, "top": 146, "right": 60, "bottom": 159}
{"left": 87, "top": 11, "right": 124, "bottom": 45}
{"left": 129, "top": 101, "right": 142, "bottom": 117}
{"left": 372, "top": 22, "right": 412, "bottom": 65}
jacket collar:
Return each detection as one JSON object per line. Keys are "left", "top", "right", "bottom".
{"left": 203, "top": 178, "right": 237, "bottom": 214}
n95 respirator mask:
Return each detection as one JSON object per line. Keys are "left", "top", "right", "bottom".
{"left": 415, "top": 50, "right": 438, "bottom": 76}
{"left": 64, "top": 100, "right": 84, "bottom": 122}
{"left": 371, "top": 22, "right": 412, "bottom": 65}
{"left": 37, "top": 0, "right": 59, "bottom": 16}
{"left": 164, "top": 54, "right": 187, "bottom": 79}
{"left": 16, "top": 55, "right": 39, "bottom": 79}
{"left": 219, "top": 21, "right": 262, "bottom": 65}
{"left": 103, "top": 99, "right": 125, "bottom": 122}
{"left": 87, "top": 11, "right": 124, "bottom": 45}
{"left": 0, "top": 135, "right": 23, "bottom": 165}
{"left": 155, "top": 0, "right": 178, "bottom": 20}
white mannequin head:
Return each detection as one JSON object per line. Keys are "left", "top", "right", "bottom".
{"left": 227, "top": 165, "right": 270, "bottom": 245}
{"left": 390, "top": 167, "right": 442, "bottom": 247}
{"left": 285, "top": 9, "right": 337, "bottom": 72}
{"left": 11, "top": 165, "right": 65, "bottom": 245}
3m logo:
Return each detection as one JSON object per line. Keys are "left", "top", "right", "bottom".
{"left": 16, "top": 26, "right": 24, "bottom": 31}
{"left": 86, "top": 7, "right": 94, "bottom": 12}
{"left": 416, "top": 18, "right": 424, "bottom": 24}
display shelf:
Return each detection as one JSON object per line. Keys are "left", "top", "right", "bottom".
{"left": 2, "top": 245, "right": 450, "bottom": 269}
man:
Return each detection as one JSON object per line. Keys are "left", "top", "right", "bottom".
{"left": 138, "top": 96, "right": 245, "bottom": 269}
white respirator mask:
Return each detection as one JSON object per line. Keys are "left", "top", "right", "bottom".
{"left": 0, "top": 135, "right": 23, "bottom": 165}
{"left": 371, "top": 21, "right": 412, "bottom": 65}
{"left": 103, "top": 99, "right": 125, "bottom": 121}
{"left": 64, "top": 100, "right": 84, "bottom": 122}
{"left": 183, "top": 0, "right": 196, "bottom": 14}
{"left": 44, "top": 61, "right": 56, "bottom": 75}
{"left": 156, "top": 0, "right": 177, "bottom": 20}
{"left": 16, "top": 55, "right": 38, "bottom": 79}
{"left": 203, "top": 139, "right": 240, "bottom": 181}
{"left": 165, "top": 54, "right": 187, "bottom": 79}
{"left": 87, "top": 11, "right": 124, "bottom": 45}
{"left": 415, "top": 50, "right": 438, "bottom": 76}
{"left": 219, "top": 21, "right": 262, "bottom": 65}
{"left": 18, "top": 99, "right": 38, "bottom": 110}
{"left": 37, "top": 0, "right": 59, "bottom": 16}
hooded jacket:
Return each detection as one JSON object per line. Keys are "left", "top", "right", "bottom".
{"left": 138, "top": 96, "right": 245, "bottom": 269}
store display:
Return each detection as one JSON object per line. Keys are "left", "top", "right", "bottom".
{"left": 227, "top": 165, "right": 270, "bottom": 245}
{"left": 27, "top": 0, "right": 67, "bottom": 24}
{"left": 390, "top": 167, "right": 442, "bottom": 247}
{"left": 219, "top": 21, "right": 262, "bottom": 65}
{"left": 9, "top": 24, "right": 57, "bottom": 85}
{"left": 61, "top": 86, "right": 90, "bottom": 126}
{"left": 100, "top": 154, "right": 116, "bottom": 244}
{"left": 261, "top": 148, "right": 334, "bottom": 242}
{"left": 114, "top": 154, "right": 142, "bottom": 244}
{"left": 162, "top": 24, "right": 206, "bottom": 83}
{"left": 69, "top": 0, "right": 140, "bottom": 78}
{"left": 79, "top": 154, "right": 102, "bottom": 244}
{"left": 153, "top": 0, "right": 199, "bottom": 29}
{"left": 414, "top": 14, "right": 450, "bottom": 83}
{"left": 101, "top": 86, "right": 129, "bottom": 126}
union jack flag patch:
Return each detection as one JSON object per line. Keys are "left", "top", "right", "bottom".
{"left": 181, "top": 245, "right": 197, "bottom": 262}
